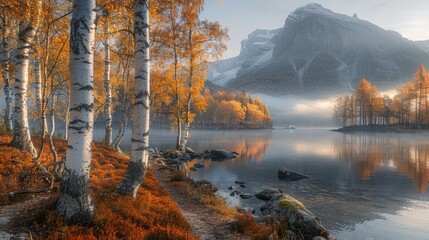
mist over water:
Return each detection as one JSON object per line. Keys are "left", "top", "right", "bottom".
{"left": 254, "top": 84, "right": 401, "bottom": 128}
{"left": 95, "top": 127, "right": 429, "bottom": 239}
{"left": 255, "top": 94, "right": 339, "bottom": 127}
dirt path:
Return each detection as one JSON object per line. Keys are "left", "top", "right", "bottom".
{"left": 0, "top": 195, "right": 51, "bottom": 239}
{"left": 154, "top": 166, "right": 247, "bottom": 240}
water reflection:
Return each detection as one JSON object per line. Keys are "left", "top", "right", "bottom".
{"left": 185, "top": 130, "right": 272, "bottom": 171}
{"left": 185, "top": 129, "right": 429, "bottom": 239}
{"left": 334, "top": 133, "right": 429, "bottom": 192}
{"left": 93, "top": 128, "right": 429, "bottom": 238}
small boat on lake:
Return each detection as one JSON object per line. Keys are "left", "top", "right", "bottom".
{"left": 284, "top": 125, "right": 296, "bottom": 129}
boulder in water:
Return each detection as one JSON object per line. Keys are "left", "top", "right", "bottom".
{"left": 278, "top": 168, "right": 310, "bottom": 181}
{"left": 261, "top": 194, "right": 329, "bottom": 240}
{"left": 255, "top": 188, "right": 283, "bottom": 201}
{"left": 185, "top": 147, "right": 202, "bottom": 158}
{"left": 210, "top": 149, "right": 236, "bottom": 161}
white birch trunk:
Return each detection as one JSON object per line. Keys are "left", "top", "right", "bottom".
{"left": 0, "top": 39, "right": 12, "bottom": 131}
{"left": 48, "top": 93, "right": 59, "bottom": 172}
{"left": 180, "top": 30, "right": 194, "bottom": 150}
{"left": 103, "top": 22, "right": 112, "bottom": 145}
{"left": 57, "top": 0, "right": 96, "bottom": 224}
{"left": 65, "top": 92, "right": 70, "bottom": 140}
{"left": 116, "top": 0, "right": 150, "bottom": 197}
{"left": 180, "top": 98, "right": 191, "bottom": 150}
{"left": 11, "top": 7, "right": 41, "bottom": 157}
{"left": 174, "top": 57, "right": 181, "bottom": 149}
{"left": 112, "top": 101, "right": 130, "bottom": 153}
{"left": 50, "top": 94, "right": 56, "bottom": 137}
{"left": 34, "top": 57, "right": 48, "bottom": 135}
{"left": 176, "top": 117, "right": 181, "bottom": 149}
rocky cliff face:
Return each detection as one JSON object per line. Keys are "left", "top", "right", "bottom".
{"left": 208, "top": 3, "right": 429, "bottom": 96}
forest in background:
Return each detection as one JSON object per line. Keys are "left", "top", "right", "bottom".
{"left": 0, "top": 0, "right": 272, "bottom": 152}
{"left": 333, "top": 65, "right": 429, "bottom": 129}
{"left": 0, "top": 0, "right": 274, "bottom": 229}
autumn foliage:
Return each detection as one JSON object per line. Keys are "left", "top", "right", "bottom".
{"left": 197, "top": 89, "right": 273, "bottom": 128}
{"left": 0, "top": 135, "right": 195, "bottom": 239}
{"left": 334, "top": 65, "right": 429, "bottom": 129}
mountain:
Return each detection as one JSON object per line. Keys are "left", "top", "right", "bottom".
{"left": 415, "top": 40, "right": 429, "bottom": 53}
{"left": 208, "top": 3, "right": 429, "bottom": 96}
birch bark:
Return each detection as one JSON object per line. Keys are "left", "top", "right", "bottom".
{"left": 34, "top": 57, "right": 48, "bottom": 135}
{"left": 116, "top": 0, "right": 150, "bottom": 198}
{"left": 10, "top": 0, "right": 42, "bottom": 156}
{"left": 103, "top": 20, "right": 112, "bottom": 145}
{"left": 112, "top": 96, "right": 130, "bottom": 153}
{"left": 56, "top": 0, "right": 96, "bottom": 224}
{"left": 0, "top": 38, "right": 12, "bottom": 131}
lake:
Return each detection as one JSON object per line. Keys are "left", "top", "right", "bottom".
{"left": 94, "top": 128, "right": 429, "bottom": 240}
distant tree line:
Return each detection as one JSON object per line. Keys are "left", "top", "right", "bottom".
{"left": 334, "top": 65, "right": 429, "bottom": 129}
{"left": 197, "top": 89, "right": 272, "bottom": 129}
{"left": 152, "top": 89, "right": 273, "bottom": 129}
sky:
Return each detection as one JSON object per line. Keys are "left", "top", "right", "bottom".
{"left": 202, "top": 0, "right": 429, "bottom": 59}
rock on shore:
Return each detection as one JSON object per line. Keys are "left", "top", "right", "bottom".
{"left": 261, "top": 194, "right": 329, "bottom": 240}
{"left": 255, "top": 188, "right": 283, "bottom": 201}
{"left": 278, "top": 168, "right": 310, "bottom": 181}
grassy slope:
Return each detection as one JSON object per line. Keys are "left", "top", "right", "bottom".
{"left": 0, "top": 134, "right": 281, "bottom": 240}
{"left": 0, "top": 135, "right": 195, "bottom": 240}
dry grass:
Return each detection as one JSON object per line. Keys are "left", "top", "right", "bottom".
{"left": 169, "top": 171, "right": 236, "bottom": 219}
{"left": 168, "top": 170, "right": 285, "bottom": 240}
{"left": 0, "top": 135, "right": 65, "bottom": 206}
{"left": 0, "top": 135, "right": 195, "bottom": 240}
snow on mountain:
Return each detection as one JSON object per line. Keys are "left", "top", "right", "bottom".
{"left": 208, "top": 3, "right": 429, "bottom": 96}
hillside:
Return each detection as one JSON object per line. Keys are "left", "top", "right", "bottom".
{"left": 0, "top": 135, "right": 273, "bottom": 239}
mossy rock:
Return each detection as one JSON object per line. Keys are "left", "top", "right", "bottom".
{"left": 278, "top": 196, "right": 304, "bottom": 209}
{"left": 261, "top": 194, "right": 329, "bottom": 240}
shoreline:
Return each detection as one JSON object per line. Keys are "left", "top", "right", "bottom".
{"left": 332, "top": 124, "right": 429, "bottom": 133}
{"left": 154, "top": 148, "right": 331, "bottom": 239}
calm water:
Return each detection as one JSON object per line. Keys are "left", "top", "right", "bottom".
{"left": 94, "top": 128, "right": 429, "bottom": 240}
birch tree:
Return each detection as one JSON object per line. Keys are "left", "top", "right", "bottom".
{"left": 98, "top": 3, "right": 114, "bottom": 146}
{"left": 10, "top": 0, "right": 42, "bottom": 156}
{"left": 112, "top": 36, "right": 134, "bottom": 153}
{"left": 0, "top": 13, "right": 12, "bottom": 131}
{"left": 179, "top": 0, "right": 228, "bottom": 149}
{"left": 34, "top": 57, "right": 48, "bottom": 135}
{"left": 57, "top": 0, "right": 96, "bottom": 223}
{"left": 103, "top": 19, "right": 113, "bottom": 145}
{"left": 154, "top": 0, "right": 185, "bottom": 149}
{"left": 116, "top": 0, "right": 150, "bottom": 197}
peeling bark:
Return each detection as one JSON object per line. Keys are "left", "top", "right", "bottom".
{"left": 115, "top": 161, "right": 146, "bottom": 196}
{"left": 57, "top": 0, "right": 96, "bottom": 223}
{"left": 116, "top": 0, "right": 150, "bottom": 198}
{"left": 57, "top": 168, "right": 94, "bottom": 224}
